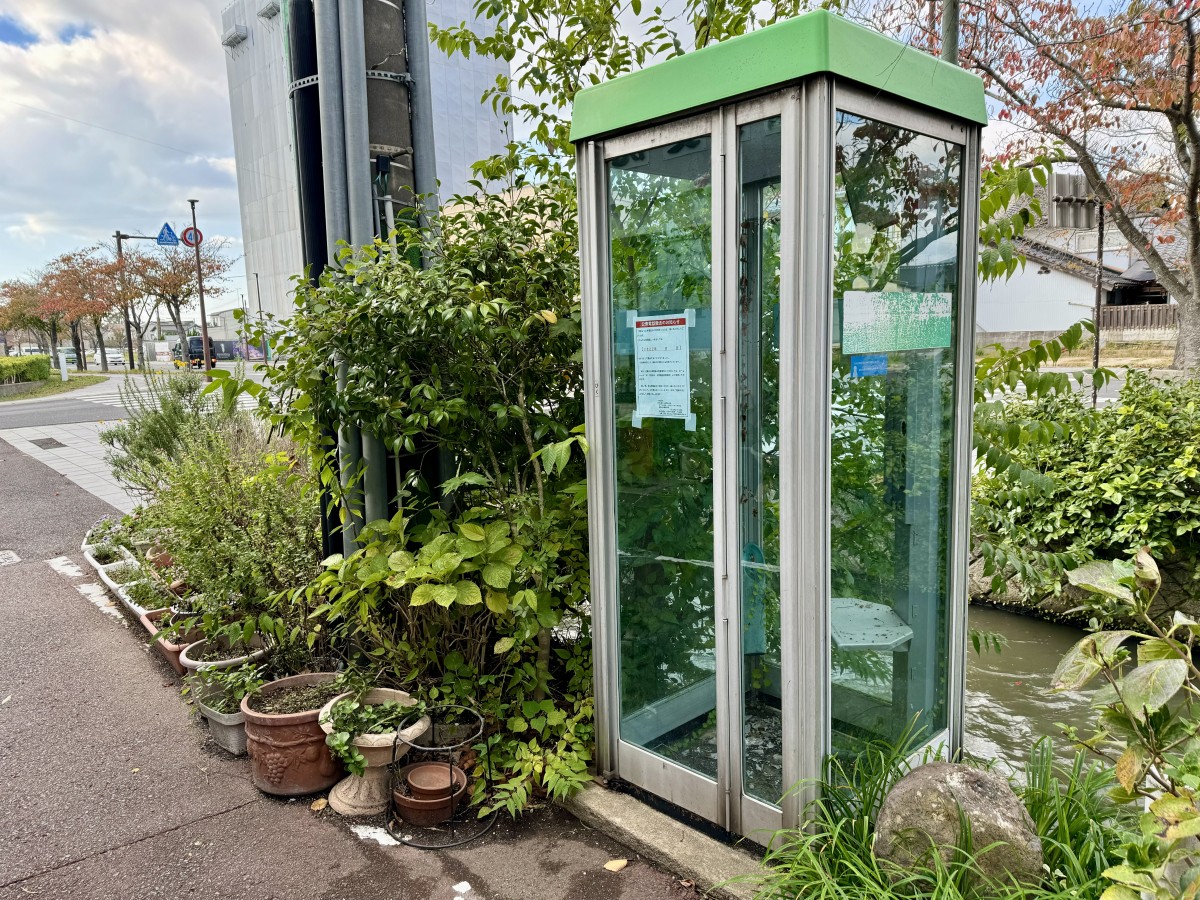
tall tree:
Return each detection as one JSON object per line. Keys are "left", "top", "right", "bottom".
{"left": 0, "top": 277, "right": 55, "bottom": 355}
{"left": 856, "top": 0, "right": 1200, "bottom": 369}
{"left": 133, "top": 241, "right": 232, "bottom": 350}
{"left": 43, "top": 248, "right": 124, "bottom": 372}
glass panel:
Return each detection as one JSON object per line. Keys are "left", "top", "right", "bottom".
{"left": 830, "top": 112, "right": 961, "bottom": 754}
{"left": 736, "top": 117, "right": 783, "bottom": 805}
{"left": 608, "top": 136, "right": 717, "bottom": 779}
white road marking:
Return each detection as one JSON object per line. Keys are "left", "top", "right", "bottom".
{"left": 349, "top": 824, "right": 401, "bottom": 846}
{"left": 47, "top": 556, "right": 84, "bottom": 578}
{"left": 0, "top": 550, "right": 19, "bottom": 566}
{"left": 76, "top": 582, "right": 124, "bottom": 620}
{"left": 452, "top": 883, "right": 472, "bottom": 895}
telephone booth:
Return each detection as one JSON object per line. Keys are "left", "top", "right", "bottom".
{"left": 572, "top": 10, "right": 985, "bottom": 836}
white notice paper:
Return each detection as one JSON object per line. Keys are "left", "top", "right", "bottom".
{"left": 631, "top": 310, "right": 696, "bottom": 431}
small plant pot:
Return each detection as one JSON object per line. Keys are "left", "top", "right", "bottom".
{"left": 197, "top": 698, "right": 248, "bottom": 756}
{"left": 145, "top": 545, "right": 173, "bottom": 569}
{"left": 392, "top": 763, "right": 468, "bottom": 827}
{"left": 242, "top": 672, "right": 344, "bottom": 797}
{"left": 317, "top": 688, "right": 430, "bottom": 817}
{"left": 179, "top": 636, "right": 267, "bottom": 673}
{"left": 140, "top": 609, "right": 203, "bottom": 675}
{"left": 85, "top": 543, "right": 135, "bottom": 573}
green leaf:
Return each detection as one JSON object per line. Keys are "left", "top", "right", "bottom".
{"left": 507, "top": 714, "right": 527, "bottom": 733}
{"left": 1118, "top": 658, "right": 1188, "bottom": 719}
{"left": 387, "top": 550, "right": 415, "bottom": 572}
{"left": 410, "top": 584, "right": 437, "bottom": 606}
{"left": 459, "top": 523, "right": 486, "bottom": 542}
{"left": 433, "top": 584, "right": 459, "bottom": 607}
{"left": 431, "top": 552, "right": 464, "bottom": 577}
{"left": 1139, "top": 637, "right": 1187, "bottom": 663}
{"left": 485, "top": 589, "right": 509, "bottom": 614}
{"left": 1167, "top": 816, "right": 1200, "bottom": 841}
{"left": 483, "top": 562, "right": 513, "bottom": 589}
{"left": 494, "top": 636, "right": 515, "bottom": 655}
{"left": 1102, "top": 866, "right": 1157, "bottom": 892}
{"left": 455, "top": 581, "right": 483, "bottom": 606}
{"left": 1066, "top": 560, "right": 1134, "bottom": 603}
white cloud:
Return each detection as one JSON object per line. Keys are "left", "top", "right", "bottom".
{"left": 0, "top": 0, "right": 241, "bottom": 282}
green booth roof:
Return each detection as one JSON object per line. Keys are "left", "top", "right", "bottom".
{"left": 570, "top": 9, "right": 986, "bottom": 142}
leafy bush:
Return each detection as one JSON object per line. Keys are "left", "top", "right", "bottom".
{"left": 187, "top": 664, "right": 265, "bottom": 715}
{"left": 0, "top": 354, "right": 50, "bottom": 383}
{"left": 101, "top": 372, "right": 239, "bottom": 497}
{"left": 234, "top": 165, "right": 592, "bottom": 814}
{"left": 974, "top": 370, "right": 1200, "bottom": 606}
{"left": 143, "top": 415, "right": 321, "bottom": 643}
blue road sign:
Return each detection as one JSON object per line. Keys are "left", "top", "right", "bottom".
{"left": 157, "top": 222, "right": 179, "bottom": 246}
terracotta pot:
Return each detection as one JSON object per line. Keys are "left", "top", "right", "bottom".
{"left": 316, "top": 689, "right": 429, "bottom": 816}
{"left": 393, "top": 763, "right": 468, "bottom": 827}
{"left": 179, "top": 635, "right": 268, "bottom": 673}
{"left": 139, "top": 609, "right": 202, "bottom": 676}
{"left": 146, "top": 545, "right": 174, "bottom": 569}
{"left": 241, "top": 673, "right": 343, "bottom": 797}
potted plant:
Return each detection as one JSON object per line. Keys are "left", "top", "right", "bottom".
{"left": 179, "top": 633, "right": 268, "bottom": 673}
{"left": 241, "top": 671, "right": 347, "bottom": 796}
{"left": 188, "top": 664, "right": 265, "bottom": 756}
{"left": 317, "top": 688, "right": 429, "bottom": 816}
{"left": 139, "top": 610, "right": 204, "bottom": 675}
{"left": 120, "top": 579, "right": 172, "bottom": 617}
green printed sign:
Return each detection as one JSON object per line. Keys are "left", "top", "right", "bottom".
{"left": 842, "top": 291, "right": 952, "bottom": 354}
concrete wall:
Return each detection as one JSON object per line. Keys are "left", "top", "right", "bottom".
{"left": 221, "top": 0, "right": 304, "bottom": 323}
{"left": 976, "top": 267, "right": 1101, "bottom": 337}
{"left": 219, "top": 0, "right": 510, "bottom": 321}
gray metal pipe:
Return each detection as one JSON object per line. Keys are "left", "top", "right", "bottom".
{"left": 316, "top": 0, "right": 362, "bottom": 548}
{"left": 314, "top": 0, "right": 349, "bottom": 257}
{"left": 339, "top": 0, "right": 374, "bottom": 247}
{"left": 404, "top": 0, "right": 439, "bottom": 232}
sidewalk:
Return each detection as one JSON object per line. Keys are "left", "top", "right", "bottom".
{"left": 0, "top": 439, "right": 694, "bottom": 900}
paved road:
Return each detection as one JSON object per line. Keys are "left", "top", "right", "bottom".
{"left": 0, "top": 440, "right": 692, "bottom": 900}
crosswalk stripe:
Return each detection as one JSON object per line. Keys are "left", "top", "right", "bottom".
{"left": 78, "top": 391, "right": 258, "bottom": 410}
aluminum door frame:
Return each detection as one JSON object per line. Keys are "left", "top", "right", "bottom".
{"left": 830, "top": 82, "right": 980, "bottom": 764}
{"left": 579, "top": 111, "right": 727, "bottom": 826}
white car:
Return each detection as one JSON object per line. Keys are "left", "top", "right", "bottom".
{"left": 93, "top": 348, "right": 129, "bottom": 367}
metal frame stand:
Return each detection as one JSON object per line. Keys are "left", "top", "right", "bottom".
{"left": 386, "top": 705, "right": 498, "bottom": 849}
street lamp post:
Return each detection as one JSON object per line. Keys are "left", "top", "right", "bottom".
{"left": 253, "top": 271, "right": 267, "bottom": 361}
{"left": 187, "top": 200, "right": 212, "bottom": 375}
{"left": 114, "top": 230, "right": 157, "bottom": 368}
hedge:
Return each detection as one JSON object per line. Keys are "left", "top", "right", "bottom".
{"left": 0, "top": 355, "right": 51, "bottom": 384}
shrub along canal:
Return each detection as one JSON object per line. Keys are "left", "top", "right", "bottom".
{"left": 964, "top": 605, "right": 1093, "bottom": 771}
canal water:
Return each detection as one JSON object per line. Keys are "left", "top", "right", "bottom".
{"left": 964, "top": 605, "right": 1094, "bottom": 772}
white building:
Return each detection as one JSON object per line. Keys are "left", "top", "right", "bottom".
{"left": 218, "top": 0, "right": 509, "bottom": 320}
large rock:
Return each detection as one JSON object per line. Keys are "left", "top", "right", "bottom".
{"left": 873, "top": 762, "right": 1042, "bottom": 887}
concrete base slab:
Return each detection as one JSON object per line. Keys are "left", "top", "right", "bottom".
{"left": 562, "top": 784, "right": 765, "bottom": 899}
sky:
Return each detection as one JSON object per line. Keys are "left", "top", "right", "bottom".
{"left": 0, "top": 1, "right": 246, "bottom": 309}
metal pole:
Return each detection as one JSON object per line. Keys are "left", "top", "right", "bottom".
{"left": 404, "top": 0, "right": 440, "bottom": 232}
{"left": 941, "top": 0, "right": 959, "bottom": 64}
{"left": 254, "top": 271, "right": 267, "bottom": 361}
{"left": 340, "top": 0, "right": 373, "bottom": 247}
{"left": 187, "top": 200, "right": 212, "bottom": 376}
{"left": 114, "top": 232, "right": 136, "bottom": 368}
{"left": 1093, "top": 202, "right": 1105, "bottom": 408}
{"left": 315, "top": 0, "right": 363, "bottom": 549}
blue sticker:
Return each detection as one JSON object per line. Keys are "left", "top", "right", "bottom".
{"left": 850, "top": 354, "right": 888, "bottom": 378}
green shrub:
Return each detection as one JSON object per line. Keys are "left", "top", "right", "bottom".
{"left": 973, "top": 370, "right": 1200, "bottom": 604}
{"left": 101, "top": 371, "right": 238, "bottom": 497}
{"left": 143, "top": 416, "right": 321, "bottom": 641}
{"left": 0, "top": 354, "right": 50, "bottom": 384}
{"left": 750, "top": 737, "right": 1127, "bottom": 900}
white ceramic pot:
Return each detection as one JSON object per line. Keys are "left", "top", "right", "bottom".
{"left": 179, "top": 636, "right": 268, "bottom": 673}
{"left": 197, "top": 698, "right": 248, "bottom": 756}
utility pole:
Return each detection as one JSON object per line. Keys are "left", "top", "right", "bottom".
{"left": 114, "top": 230, "right": 157, "bottom": 368}
{"left": 941, "top": 0, "right": 959, "bottom": 64}
{"left": 1092, "top": 202, "right": 1105, "bottom": 408}
{"left": 187, "top": 200, "right": 212, "bottom": 376}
